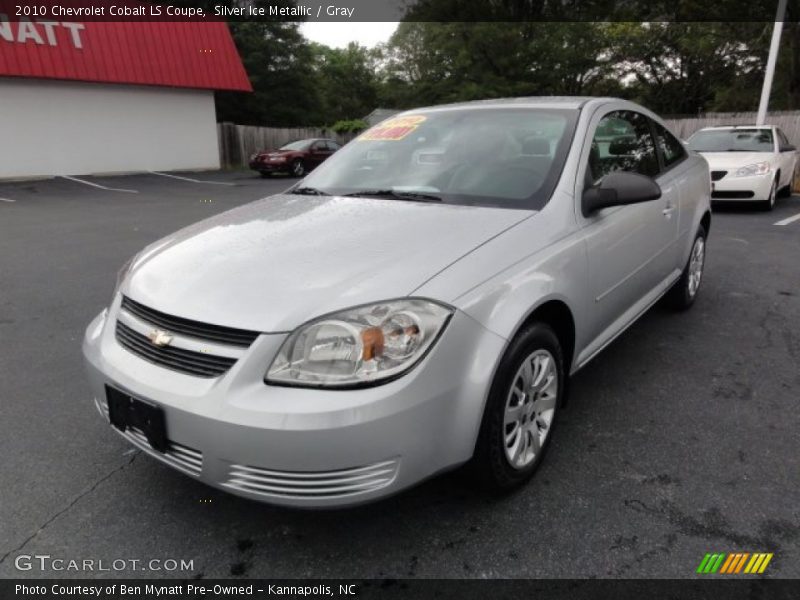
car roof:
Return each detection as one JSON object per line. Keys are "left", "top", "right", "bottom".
{"left": 284, "top": 138, "right": 329, "bottom": 144}
{"left": 410, "top": 96, "right": 611, "bottom": 112}
{"left": 696, "top": 125, "right": 774, "bottom": 131}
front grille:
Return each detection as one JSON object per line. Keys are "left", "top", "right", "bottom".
{"left": 223, "top": 459, "right": 400, "bottom": 500}
{"left": 115, "top": 321, "right": 236, "bottom": 377}
{"left": 711, "top": 170, "right": 727, "bottom": 181}
{"left": 121, "top": 296, "right": 259, "bottom": 347}
{"left": 94, "top": 397, "right": 203, "bottom": 477}
{"left": 712, "top": 190, "right": 755, "bottom": 199}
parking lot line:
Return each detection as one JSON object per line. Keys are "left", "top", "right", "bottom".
{"left": 149, "top": 171, "right": 236, "bottom": 186}
{"left": 60, "top": 175, "right": 138, "bottom": 194}
{"left": 0, "top": 197, "right": 16, "bottom": 203}
{"left": 774, "top": 211, "right": 800, "bottom": 226}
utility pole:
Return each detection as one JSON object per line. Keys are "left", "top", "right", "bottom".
{"left": 757, "top": 0, "right": 788, "bottom": 125}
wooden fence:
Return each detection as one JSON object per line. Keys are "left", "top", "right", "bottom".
{"left": 217, "top": 123, "right": 356, "bottom": 168}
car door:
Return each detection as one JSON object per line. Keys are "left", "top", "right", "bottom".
{"left": 577, "top": 109, "right": 680, "bottom": 349}
{"left": 776, "top": 128, "right": 797, "bottom": 189}
{"left": 309, "top": 141, "right": 333, "bottom": 167}
{"left": 652, "top": 119, "right": 691, "bottom": 266}
{"left": 321, "top": 141, "right": 340, "bottom": 164}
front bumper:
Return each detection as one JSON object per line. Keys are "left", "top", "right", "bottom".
{"left": 249, "top": 160, "right": 288, "bottom": 173}
{"left": 712, "top": 171, "right": 773, "bottom": 201}
{"left": 82, "top": 296, "right": 506, "bottom": 508}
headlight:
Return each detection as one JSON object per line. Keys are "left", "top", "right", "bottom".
{"left": 735, "top": 162, "right": 771, "bottom": 177}
{"left": 266, "top": 299, "right": 453, "bottom": 388}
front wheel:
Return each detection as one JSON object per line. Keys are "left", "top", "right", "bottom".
{"left": 762, "top": 177, "right": 777, "bottom": 211}
{"left": 470, "top": 322, "right": 563, "bottom": 490}
{"left": 666, "top": 225, "right": 706, "bottom": 310}
{"left": 291, "top": 159, "right": 305, "bottom": 178}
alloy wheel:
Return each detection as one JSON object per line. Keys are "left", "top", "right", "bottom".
{"left": 687, "top": 235, "right": 705, "bottom": 298}
{"left": 503, "top": 349, "right": 558, "bottom": 469}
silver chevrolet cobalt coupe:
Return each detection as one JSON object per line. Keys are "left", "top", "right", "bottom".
{"left": 83, "top": 98, "right": 711, "bottom": 507}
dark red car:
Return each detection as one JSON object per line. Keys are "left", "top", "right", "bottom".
{"left": 249, "top": 138, "right": 342, "bottom": 178}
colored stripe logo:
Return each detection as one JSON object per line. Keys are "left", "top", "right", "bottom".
{"left": 696, "top": 552, "right": 773, "bottom": 574}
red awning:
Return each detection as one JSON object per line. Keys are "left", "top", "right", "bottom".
{"left": 0, "top": 16, "right": 252, "bottom": 92}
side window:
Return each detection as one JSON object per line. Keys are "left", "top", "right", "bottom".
{"left": 653, "top": 121, "right": 686, "bottom": 168}
{"left": 326, "top": 141, "right": 341, "bottom": 151}
{"left": 589, "top": 111, "right": 659, "bottom": 181}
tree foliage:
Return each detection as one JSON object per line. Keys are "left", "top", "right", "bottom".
{"left": 311, "top": 42, "right": 381, "bottom": 122}
{"left": 216, "top": 20, "right": 323, "bottom": 126}
{"left": 216, "top": 16, "right": 798, "bottom": 126}
{"left": 604, "top": 22, "right": 771, "bottom": 114}
{"left": 330, "top": 119, "right": 369, "bottom": 133}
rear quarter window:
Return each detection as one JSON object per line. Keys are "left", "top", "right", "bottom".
{"left": 654, "top": 122, "right": 687, "bottom": 168}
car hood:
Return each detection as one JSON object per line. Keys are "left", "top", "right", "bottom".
{"left": 124, "top": 194, "right": 529, "bottom": 332}
{"left": 698, "top": 151, "right": 773, "bottom": 170}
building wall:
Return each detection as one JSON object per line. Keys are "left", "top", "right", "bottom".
{"left": 0, "top": 78, "right": 220, "bottom": 178}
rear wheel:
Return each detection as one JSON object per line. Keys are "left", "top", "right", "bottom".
{"left": 666, "top": 225, "right": 706, "bottom": 310}
{"left": 778, "top": 169, "right": 794, "bottom": 197}
{"left": 471, "top": 322, "right": 563, "bottom": 490}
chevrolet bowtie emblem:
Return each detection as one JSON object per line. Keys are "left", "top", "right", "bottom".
{"left": 147, "top": 329, "right": 173, "bottom": 347}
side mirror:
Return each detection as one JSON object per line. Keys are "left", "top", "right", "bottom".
{"left": 781, "top": 144, "right": 796, "bottom": 152}
{"left": 582, "top": 171, "right": 662, "bottom": 216}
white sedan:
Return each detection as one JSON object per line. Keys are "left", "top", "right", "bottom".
{"left": 687, "top": 125, "right": 797, "bottom": 210}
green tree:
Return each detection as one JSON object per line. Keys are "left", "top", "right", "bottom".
{"left": 769, "top": 23, "right": 800, "bottom": 111}
{"left": 379, "top": 22, "right": 617, "bottom": 108}
{"left": 605, "top": 22, "right": 771, "bottom": 115}
{"left": 204, "top": 0, "right": 798, "bottom": 125}
{"left": 215, "top": 20, "right": 324, "bottom": 126}
{"left": 378, "top": 20, "right": 784, "bottom": 116}
{"left": 193, "top": 0, "right": 324, "bottom": 125}
{"left": 311, "top": 42, "right": 381, "bottom": 122}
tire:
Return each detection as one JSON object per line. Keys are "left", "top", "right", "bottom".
{"left": 291, "top": 159, "right": 305, "bottom": 178}
{"left": 761, "top": 177, "right": 777, "bottom": 211}
{"left": 666, "top": 225, "right": 706, "bottom": 310}
{"left": 470, "top": 322, "right": 564, "bottom": 491}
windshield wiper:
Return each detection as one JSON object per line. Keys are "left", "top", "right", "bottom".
{"left": 290, "top": 186, "right": 329, "bottom": 196}
{"left": 343, "top": 189, "right": 442, "bottom": 202}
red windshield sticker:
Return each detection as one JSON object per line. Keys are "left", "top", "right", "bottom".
{"left": 359, "top": 116, "right": 427, "bottom": 141}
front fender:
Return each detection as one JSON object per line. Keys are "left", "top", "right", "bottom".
{"left": 415, "top": 211, "right": 591, "bottom": 373}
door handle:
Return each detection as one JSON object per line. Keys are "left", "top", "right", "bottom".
{"left": 662, "top": 205, "right": 675, "bottom": 217}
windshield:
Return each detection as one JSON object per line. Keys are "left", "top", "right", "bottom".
{"left": 298, "top": 108, "right": 579, "bottom": 209}
{"left": 688, "top": 129, "right": 774, "bottom": 153}
{"left": 280, "top": 139, "right": 314, "bottom": 151}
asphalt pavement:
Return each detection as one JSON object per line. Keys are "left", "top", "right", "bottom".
{"left": 0, "top": 171, "right": 798, "bottom": 579}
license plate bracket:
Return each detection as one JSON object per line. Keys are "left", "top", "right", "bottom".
{"left": 105, "top": 385, "right": 168, "bottom": 453}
